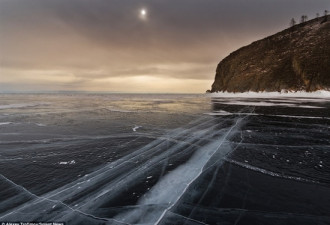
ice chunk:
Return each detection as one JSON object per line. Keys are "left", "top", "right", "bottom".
{"left": 59, "top": 160, "right": 75, "bottom": 165}
{"left": 132, "top": 126, "right": 142, "bottom": 132}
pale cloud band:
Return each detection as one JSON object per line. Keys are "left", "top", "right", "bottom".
{"left": 0, "top": 0, "right": 329, "bottom": 93}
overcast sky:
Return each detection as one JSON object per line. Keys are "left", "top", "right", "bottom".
{"left": 0, "top": 0, "right": 329, "bottom": 93}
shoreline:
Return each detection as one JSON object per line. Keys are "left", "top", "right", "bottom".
{"left": 207, "top": 90, "right": 330, "bottom": 98}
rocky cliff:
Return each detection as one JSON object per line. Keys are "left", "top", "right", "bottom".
{"left": 210, "top": 16, "right": 330, "bottom": 92}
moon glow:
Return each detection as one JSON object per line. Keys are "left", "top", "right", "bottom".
{"left": 139, "top": 8, "right": 147, "bottom": 20}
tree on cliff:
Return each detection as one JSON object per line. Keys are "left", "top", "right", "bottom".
{"left": 290, "top": 18, "right": 296, "bottom": 27}
{"left": 324, "top": 10, "right": 329, "bottom": 22}
{"left": 300, "top": 15, "right": 308, "bottom": 23}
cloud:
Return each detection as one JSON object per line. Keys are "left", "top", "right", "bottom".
{"left": 0, "top": 0, "right": 329, "bottom": 92}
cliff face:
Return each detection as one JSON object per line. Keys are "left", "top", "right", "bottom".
{"left": 210, "top": 16, "right": 330, "bottom": 93}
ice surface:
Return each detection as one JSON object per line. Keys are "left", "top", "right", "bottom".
{"left": 0, "top": 94, "right": 329, "bottom": 225}
{"left": 114, "top": 117, "right": 246, "bottom": 224}
{"left": 0, "top": 113, "right": 249, "bottom": 224}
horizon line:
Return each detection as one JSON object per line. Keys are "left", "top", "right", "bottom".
{"left": 0, "top": 91, "right": 205, "bottom": 95}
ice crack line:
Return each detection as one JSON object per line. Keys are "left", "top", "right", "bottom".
{"left": 0, "top": 174, "right": 130, "bottom": 225}
{"left": 153, "top": 117, "right": 244, "bottom": 225}
{"left": 224, "top": 159, "right": 319, "bottom": 184}
{"left": 184, "top": 129, "right": 246, "bottom": 223}
{"left": 0, "top": 116, "right": 223, "bottom": 223}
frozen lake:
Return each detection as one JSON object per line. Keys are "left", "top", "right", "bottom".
{"left": 0, "top": 93, "right": 329, "bottom": 225}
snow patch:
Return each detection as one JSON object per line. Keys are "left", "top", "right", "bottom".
{"left": 207, "top": 90, "right": 330, "bottom": 99}
{"left": 59, "top": 160, "right": 76, "bottom": 165}
{"left": 214, "top": 101, "right": 324, "bottom": 108}
{"left": 0, "top": 122, "right": 13, "bottom": 126}
{"left": 132, "top": 126, "right": 142, "bottom": 132}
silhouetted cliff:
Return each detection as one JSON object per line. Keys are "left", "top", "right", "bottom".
{"left": 210, "top": 16, "right": 330, "bottom": 92}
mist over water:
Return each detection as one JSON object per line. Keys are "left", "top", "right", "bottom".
{"left": 0, "top": 94, "right": 329, "bottom": 225}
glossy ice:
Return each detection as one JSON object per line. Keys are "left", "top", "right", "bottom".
{"left": 0, "top": 93, "right": 329, "bottom": 225}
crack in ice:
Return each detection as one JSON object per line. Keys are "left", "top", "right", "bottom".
{"left": 0, "top": 174, "right": 130, "bottom": 225}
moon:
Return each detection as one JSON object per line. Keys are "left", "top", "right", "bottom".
{"left": 140, "top": 9, "right": 147, "bottom": 16}
{"left": 139, "top": 8, "right": 147, "bottom": 20}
